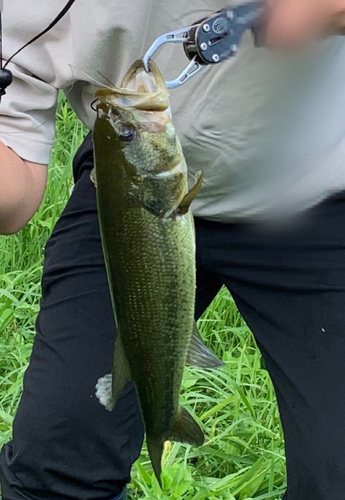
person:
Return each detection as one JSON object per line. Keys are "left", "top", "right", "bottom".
{"left": 266, "top": 0, "right": 345, "bottom": 46}
{"left": 2, "top": 1, "right": 345, "bottom": 500}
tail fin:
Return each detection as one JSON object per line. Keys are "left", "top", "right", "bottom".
{"left": 169, "top": 406, "right": 204, "bottom": 447}
{"left": 146, "top": 407, "right": 204, "bottom": 487}
{"left": 146, "top": 438, "right": 164, "bottom": 487}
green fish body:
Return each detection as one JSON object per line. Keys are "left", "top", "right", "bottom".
{"left": 93, "top": 60, "right": 222, "bottom": 483}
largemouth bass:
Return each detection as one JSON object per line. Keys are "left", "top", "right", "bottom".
{"left": 92, "top": 60, "right": 223, "bottom": 484}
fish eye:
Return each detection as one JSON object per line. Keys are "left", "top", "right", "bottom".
{"left": 117, "top": 123, "right": 135, "bottom": 143}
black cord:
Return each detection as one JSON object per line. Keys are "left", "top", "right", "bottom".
{"left": 3, "top": 0, "right": 77, "bottom": 70}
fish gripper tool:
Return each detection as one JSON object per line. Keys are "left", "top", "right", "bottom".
{"left": 143, "top": 1, "right": 264, "bottom": 89}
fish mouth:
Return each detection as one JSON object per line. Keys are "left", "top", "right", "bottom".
{"left": 95, "top": 60, "right": 170, "bottom": 112}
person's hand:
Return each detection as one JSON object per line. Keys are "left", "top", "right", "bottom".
{"left": 265, "top": 0, "right": 345, "bottom": 47}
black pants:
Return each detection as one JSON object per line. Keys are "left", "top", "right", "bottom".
{"left": 2, "top": 134, "right": 345, "bottom": 500}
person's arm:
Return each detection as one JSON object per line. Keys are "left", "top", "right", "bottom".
{"left": 0, "top": 141, "right": 47, "bottom": 235}
{"left": 265, "top": 0, "right": 345, "bottom": 47}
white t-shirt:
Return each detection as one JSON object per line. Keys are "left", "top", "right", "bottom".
{"left": 2, "top": 0, "right": 345, "bottom": 221}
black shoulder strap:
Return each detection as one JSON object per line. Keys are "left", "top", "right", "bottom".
{"left": 3, "top": 0, "right": 77, "bottom": 69}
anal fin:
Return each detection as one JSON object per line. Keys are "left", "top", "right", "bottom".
{"left": 96, "top": 374, "right": 113, "bottom": 411}
{"left": 90, "top": 168, "right": 97, "bottom": 187}
{"left": 95, "top": 335, "right": 131, "bottom": 411}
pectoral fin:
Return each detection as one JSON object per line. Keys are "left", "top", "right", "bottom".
{"left": 96, "top": 336, "right": 131, "bottom": 411}
{"left": 178, "top": 171, "right": 203, "bottom": 215}
{"left": 186, "top": 323, "right": 225, "bottom": 369}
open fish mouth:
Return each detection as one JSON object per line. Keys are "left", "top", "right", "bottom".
{"left": 95, "top": 60, "right": 170, "bottom": 112}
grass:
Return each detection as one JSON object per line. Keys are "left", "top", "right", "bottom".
{"left": 0, "top": 102, "right": 286, "bottom": 499}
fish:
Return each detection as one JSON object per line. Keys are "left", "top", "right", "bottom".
{"left": 92, "top": 59, "right": 224, "bottom": 485}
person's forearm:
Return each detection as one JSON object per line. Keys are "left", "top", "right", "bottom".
{"left": 265, "top": 0, "right": 345, "bottom": 47}
{"left": 0, "top": 142, "right": 47, "bottom": 235}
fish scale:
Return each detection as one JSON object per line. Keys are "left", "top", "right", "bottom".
{"left": 103, "top": 206, "right": 196, "bottom": 429}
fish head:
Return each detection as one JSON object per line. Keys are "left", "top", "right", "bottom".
{"left": 93, "top": 60, "right": 188, "bottom": 217}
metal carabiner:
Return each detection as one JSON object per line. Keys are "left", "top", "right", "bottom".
{"left": 142, "top": 26, "right": 207, "bottom": 89}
